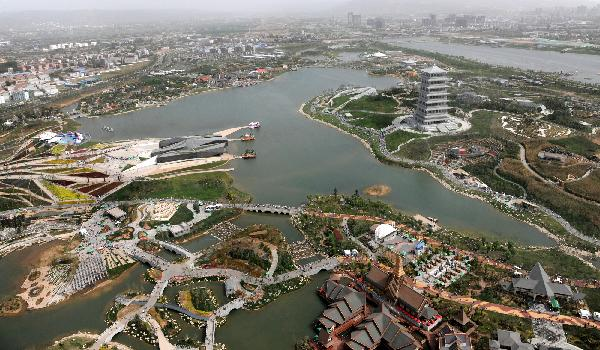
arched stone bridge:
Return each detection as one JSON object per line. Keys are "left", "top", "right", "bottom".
{"left": 224, "top": 203, "right": 302, "bottom": 215}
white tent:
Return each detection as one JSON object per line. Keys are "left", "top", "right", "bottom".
{"left": 38, "top": 131, "right": 57, "bottom": 141}
{"left": 374, "top": 224, "right": 396, "bottom": 240}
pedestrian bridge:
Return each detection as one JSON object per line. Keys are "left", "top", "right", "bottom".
{"left": 225, "top": 203, "right": 301, "bottom": 216}
{"left": 153, "top": 239, "right": 195, "bottom": 259}
{"left": 124, "top": 299, "right": 211, "bottom": 321}
{"left": 129, "top": 246, "right": 170, "bottom": 270}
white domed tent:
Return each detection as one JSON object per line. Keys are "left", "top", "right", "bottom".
{"left": 374, "top": 224, "right": 396, "bottom": 240}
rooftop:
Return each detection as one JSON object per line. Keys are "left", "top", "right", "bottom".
{"left": 422, "top": 65, "right": 447, "bottom": 74}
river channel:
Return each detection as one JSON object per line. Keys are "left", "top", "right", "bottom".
{"left": 386, "top": 37, "right": 600, "bottom": 84}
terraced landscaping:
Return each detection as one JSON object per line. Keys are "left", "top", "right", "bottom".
{"left": 41, "top": 180, "right": 91, "bottom": 202}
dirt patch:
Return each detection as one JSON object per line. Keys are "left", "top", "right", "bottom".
{"left": 36, "top": 239, "right": 79, "bottom": 266}
{"left": 363, "top": 184, "right": 391, "bottom": 197}
{"left": 117, "top": 303, "right": 142, "bottom": 319}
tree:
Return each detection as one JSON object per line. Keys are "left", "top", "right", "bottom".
{"left": 333, "top": 187, "right": 338, "bottom": 197}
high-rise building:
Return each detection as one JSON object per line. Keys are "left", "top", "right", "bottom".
{"left": 347, "top": 12, "right": 362, "bottom": 27}
{"left": 415, "top": 66, "right": 450, "bottom": 125}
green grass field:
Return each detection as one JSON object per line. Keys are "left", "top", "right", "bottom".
{"left": 344, "top": 95, "right": 398, "bottom": 113}
{"left": 169, "top": 204, "right": 195, "bottom": 225}
{"left": 384, "top": 130, "right": 426, "bottom": 151}
{"left": 106, "top": 172, "right": 250, "bottom": 202}
{"left": 550, "top": 136, "right": 600, "bottom": 158}
{"left": 565, "top": 169, "right": 600, "bottom": 203}
{"left": 349, "top": 114, "right": 397, "bottom": 129}
{"left": 148, "top": 160, "right": 228, "bottom": 178}
{"left": 394, "top": 138, "right": 431, "bottom": 160}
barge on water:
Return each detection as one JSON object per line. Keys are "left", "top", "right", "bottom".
{"left": 242, "top": 149, "right": 256, "bottom": 159}
{"left": 240, "top": 133, "right": 255, "bottom": 141}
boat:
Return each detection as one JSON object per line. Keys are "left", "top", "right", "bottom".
{"left": 240, "top": 133, "right": 255, "bottom": 141}
{"left": 248, "top": 121, "right": 261, "bottom": 129}
{"left": 242, "top": 149, "right": 256, "bottom": 159}
{"left": 102, "top": 125, "right": 114, "bottom": 132}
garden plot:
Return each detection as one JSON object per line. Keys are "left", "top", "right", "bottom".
{"left": 501, "top": 115, "right": 572, "bottom": 138}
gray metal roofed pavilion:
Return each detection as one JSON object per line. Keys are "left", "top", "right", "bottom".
{"left": 510, "top": 262, "right": 574, "bottom": 300}
{"left": 439, "top": 332, "right": 472, "bottom": 350}
{"left": 151, "top": 135, "right": 228, "bottom": 163}
{"left": 489, "top": 329, "right": 534, "bottom": 350}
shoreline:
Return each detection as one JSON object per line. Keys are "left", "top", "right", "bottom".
{"left": 50, "top": 332, "right": 134, "bottom": 350}
{"left": 298, "top": 102, "right": 490, "bottom": 208}
{"left": 78, "top": 74, "right": 282, "bottom": 120}
{"left": 83, "top": 262, "right": 140, "bottom": 296}
{"left": 297, "top": 101, "right": 582, "bottom": 250}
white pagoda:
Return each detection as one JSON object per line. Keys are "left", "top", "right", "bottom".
{"left": 415, "top": 65, "right": 451, "bottom": 126}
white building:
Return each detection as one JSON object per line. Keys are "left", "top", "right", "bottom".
{"left": 10, "top": 90, "right": 29, "bottom": 102}
{"left": 415, "top": 66, "right": 451, "bottom": 126}
{"left": 372, "top": 224, "right": 397, "bottom": 241}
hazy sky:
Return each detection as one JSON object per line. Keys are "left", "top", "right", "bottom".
{"left": 0, "top": 0, "right": 597, "bottom": 14}
{"left": 0, "top": 0, "right": 347, "bottom": 13}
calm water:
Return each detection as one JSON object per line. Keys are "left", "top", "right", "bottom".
{"left": 386, "top": 37, "right": 600, "bottom": 84}
{"left": 0, "top": 246, "right": 152, "bottom": 349}
{"left": 180, "top": 235, "right": 220, "bottom": 253}
{"left": 79, "top": 68, "right": 552, "bottom": 246}
{"left": 216, "top": 272, "right": 328, "bottom": 350}
{"left": 232, "top": 212, "right": 304, "bottom": 242}
{"left": 0, "top": 68, "right": 557, "bottom": 350}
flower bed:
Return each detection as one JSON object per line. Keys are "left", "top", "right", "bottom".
{"left": 42, "top": 180, "right": 91, "bottom": 202}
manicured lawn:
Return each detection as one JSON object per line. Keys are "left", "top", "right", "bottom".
{"left": 169, "top": 204, "right": 194, "bottom": 225}
{"left": 330, "top": 95, "right": 351, "bottom": 108}
{"left": 106, "top": 172, "right": 250, "bottom": 202}
{"left": 344, "top": 95, "right": 398, "bottom": 113}
{"left": 50, "top": 144, "right": 67, "bottom": 156}
{"left": 385, "top": 130, "right": 426, "bottom": 151}
{"left": 349, "top": 114, "right": 397, "bottom": 129}
{"left": 463, "top": 160, "right": 524, "bottom": 197}
{"left": 394, "top": 138, "right": 431, "bottom": 160}
{"left": 470, "top": 110, "right": 504, "bottom": 137}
